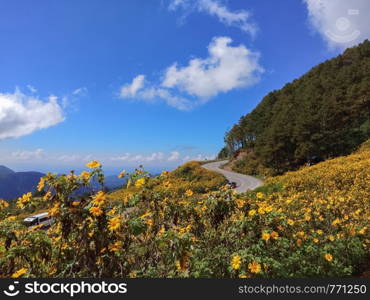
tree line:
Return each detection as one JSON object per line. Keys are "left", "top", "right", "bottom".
{"left": 219, "top": 40, "right": 370, "bottom": 175}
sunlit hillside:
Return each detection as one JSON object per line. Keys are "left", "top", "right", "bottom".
{"left": 220, "top": 40, "right": 370, "bottom": 176}
{"left": 0, "top": 141, "right": 369, "bottom": 278}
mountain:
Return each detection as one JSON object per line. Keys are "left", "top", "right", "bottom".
{"left": 220, "top": 40, "right": 370, "bottom": 175}
{"left": 0, "top": 165, "right": 15, "bottom": 177}
{"left": 0, "top": 166, "right": 127, "bottom": 201}
{"left": 0, "top": 167, "right": 45, "bottom": 200}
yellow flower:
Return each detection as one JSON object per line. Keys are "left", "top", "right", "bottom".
{"left": 161, "top": 171, "right": 170, "bottom": 177}
{"left": 163, "top": 181, "right": 172, "bottom": 188}
{"left": 297, "top": 231, "right": 305, "bottom": 237}
{"left": 248, "top": 261, "right": 261, "bottom": 274}
{"left": 158, "top": 226, "right": 166, "bottom": 236}
{"left": 49, "top": 203, "right": 60, "bottom": 216}
{"left": 256, "top": 192, "right": 264, "bottom": 199}
{"left": 331, "top": 218, "right": 340, "bottom": 226}
{"left": 92, "top": 191, "right": 106, "bottom": 206}
{"left": 324, "top": 253, "right": 333, "bottom": 262}
{"left": 258, "top": 207, "right": 265, "bottom": 214}
{"left": 80, "top": 171, "right": 90, "bottom": 180}
{"left": 358, "top": 227, "right": 366, "bottom": 235}
{"left": 108, "top": 216, "right": 121, "bottom": 231}
{"left": 6, "top": 216, "right": 16, "bottom": 221}
{"left": 313, "top": 238, "right": 319, "bottom": 243}
{"left": 145, "top": 219, "right": 154, "bottom": 226}
{"left": 108, "top": 241, "right": 122, "bottom": 252}
{"left": 265, "top": 205, "right": 273, "bottom": 213}
{"left": 236, "top": 199, "right": 244, "bottom": 209}
{"left": 271, "top": 231, "right": 279, "bottom": 240}
{"left": 248, "top": 209, "right": 256, "bottom": 217}
{"left": 328, "top": 235, "right": 335, "bottom": 241}
{"left": 140, "top": 211, "right": 152, "bottom": 219}
{"left": 0, "top": 199, "right": 9, "bottom": 209}
{"left": 37, "top": 177, "right": 45, "bottom": 192}
{"left": 118, "top": 170, "right": 126, "bottom": 178}
{"left": 317, "top": 229, "right": 323, "bottom": 235}
{"left": 72, "top": 201, "right": 80, "bottom": 207}
{"left": 17, "top": 192, "right": 32, "bottom": 209}
{"left": 107, "top": 207, "right": 117, "bottom": 216}
{"left": 86, "top": 160, "right": 101, "bottom": 169}
{"left": 66, "top": 174, "right": 77, "bottom": 181}
{"left": 287, "top": 219, "right": 295, "bottom": 226}
{"left": 261, "top": 232, "right": 270, "bottom": 242}
{"left": 43, "top": 191, "right": 52, "bottom": 201}
{"left": 11, "top": 268, "right": 28, "bottom": 278}
{"left": 304, "top": 214, "right": 311, "bottom": 221}
{"left": 231, "top": 255, "right": 242, "bottom": 270}
{"left": 185, "top": 189, "right": 194, "bottom": 197}
{"left": 135, "top": 178, "right": 146, "bottom": 188}
{"left": 175, "top": 260, "right": 182, "bottom": 271}
{"left": 89, "top": 206, "right": 103, "bottom": 217}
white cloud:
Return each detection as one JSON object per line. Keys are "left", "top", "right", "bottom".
{"left": 27, "top": 85, "right": 37, "bottom": 93}
{"left": 304, "top": 0, "right": 370, "bottom": 49}
{"left": 168, "top": 151, "right": 180, "bottom": 161}
{"left": 0, "top": 90, "right": 65, "bottom": 139}
{"left": 182, "top": 155, "right": 191, "bottom": 162}
{"left": 145, "top": 152, "right": 165, "bottom": 161}
{"left": 111, "top": 152, "right": 183, "bottom": 163}
{"left": 120, "top": 75, "right": 145, "bottom": 98}
{"left": 111, "top": 153, "right": 131, "bottom": 161}
{"left": 162, "top": 36, "right": 263, "bottom": 99}
{"left": 56, "top": 153, "right": 94, "bottom": 163}
{"left": 183, "top": 153, "right": 216, "bottom": 161}
{"left": 168, "top": 0, "right": 257, "bottom": 36}
{"left": 168, "top": 0, "right": 187, "bottom": 10}
{"left": 111, "top": 152, "right": 166, "bottom": 162}
{"left": 11, "top": 148, "right": 46, "bottom": 160}
{"left": 62, "top": 87, "right": 88, "bottom": 110}
{"left": 119, "top": 37, "right": 263, "bottom": 110}
{"left": 197, "top": 0, "right": 256, "bottom": 36}
{"left": 127, "top": 83, "right": 193, "bottom": 111}
{"left": 57, "top": 154, "right": 81, "bottom": 162}
{"left": 72, "top": 87, "right": 88, "bottom": 96}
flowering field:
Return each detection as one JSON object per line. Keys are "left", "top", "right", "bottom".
{"left": 0, "top": 142, "right": 369, "bottom": 278}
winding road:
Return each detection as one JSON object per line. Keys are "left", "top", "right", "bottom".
{"left": 202, "top": 160, "right": 263, "bottom": 193}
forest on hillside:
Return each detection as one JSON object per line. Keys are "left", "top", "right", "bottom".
{"left": 219, "top": 40, "right": 370, "bottom": 175}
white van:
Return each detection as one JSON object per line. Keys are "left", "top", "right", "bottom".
{"left": 23, "top": 212, "right": 54, "bottom": 229}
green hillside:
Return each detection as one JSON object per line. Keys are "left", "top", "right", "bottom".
{"left": 220, "top": 40, "right": 370, "bottom": 175}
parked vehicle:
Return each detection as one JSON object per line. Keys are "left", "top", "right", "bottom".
{"left": 227, "top": 181, "right": 237, "bottom": 189}
{"left": 307, "top": 156, "right": 323, "bottom": 166}
{"left": 23, "top": 212, "right": 54, "bottom": 229}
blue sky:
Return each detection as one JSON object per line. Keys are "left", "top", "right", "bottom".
{"left": 0, "top": 0, "right": 369, "bottom": 174}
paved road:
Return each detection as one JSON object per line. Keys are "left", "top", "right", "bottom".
{"left": 202, "top": 160, "right": 263, "bottom": 193}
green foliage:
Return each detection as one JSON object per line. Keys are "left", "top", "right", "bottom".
{"left": 0, "top": 143, "right": 368, "bottom": 278}
{"left": 217, "top": 147, "right": 230, "bottom": 159}
{"left": 223, "top": 40, "right": 370, "bottom": 175}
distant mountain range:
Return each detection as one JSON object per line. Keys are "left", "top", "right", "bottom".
{"left": 0, "top": 165, "right": 127, "bottom": 201}
{"left": 0, "top": 166, "right": 44, "bottom": 200}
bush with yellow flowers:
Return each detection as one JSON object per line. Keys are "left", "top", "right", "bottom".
{"left": 0, "top": 141, "right": 369, "bottom": 278}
